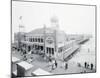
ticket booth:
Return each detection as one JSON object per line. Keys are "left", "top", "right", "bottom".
{"left": 17, "top": 61, "right": 33, "bottom": 77}
{"left": 12, "top": 70, "right": 17, "bottom": 78}
{"left": 12, "top": 56, "right": 20, "bottom": 77}
{"left": 12, "top": 57, "right": 20, "bottom": 70}
{"left": 31, "top": 68, "right": 52, "bottom": 76}
{"left": 12, "top": 57, "right": 20, "bottom": 64}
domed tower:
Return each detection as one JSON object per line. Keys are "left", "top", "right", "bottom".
{"left": 51, "top": 16, "right": 59, "bottom": 30}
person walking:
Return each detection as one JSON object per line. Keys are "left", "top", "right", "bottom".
{"left": 52, "top": 59, "right": 55, "bottom": 70}
{"left": 51, "top": 63, "right": 54, "bottom": 70}
{"left": 91, "top": 63, "right": 93, "bottom": 70}
{"left": 65, "top": 63, "right": 68, "bottom": 70}
{"left": 55, "top": 60, "right": 57, "bottom": 68}
{"left": 84, "top": 62, "right": 87, "bottom": 68}
{"left": 48, "top": 57, "right": 52, "bottom": 66}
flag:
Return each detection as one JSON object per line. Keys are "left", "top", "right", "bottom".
{"left": 19, "top": 16, "right": 22, "bottom": 20}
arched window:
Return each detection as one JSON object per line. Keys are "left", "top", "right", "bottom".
{"left": 31, "top": 38, "right": 32, "bottom": 42}
{"left": 35, "top": 38, "right": 37, "bottom": 42}
{"left": 52, "top": 48, "right": 54, "bottom": 55}
{"left": 41, "top": 46, "right": 43, "bottom": 50}
{"left": 33, "top": 38, "right": 34, "bottom": 42}
{"left": 38, "top": 38, "right": 40, "bottom": 42}
{"left": 41, "top": 38, "right": 43, "bottom": 42}
{"left": 47, "top": 47, "right": 48, "bottom": 53}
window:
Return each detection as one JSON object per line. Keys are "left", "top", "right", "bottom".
{"left": 49, "top": 48, "right": 51, "bottom": 54}
{"left": 38, "top": 38, "right": 40, "bottom": 42}
{"left": 29, "top": 38, "right": 31, "bottom": 41}
{"left": 31, "top": 38, "right": 32, "bottom": 42}
{"left": 52, "top": 48, "right": 54, "bottom": 55}
{"left": 41, "top": 38, "right": 43, "bottom": 42}
{"left": 41, "top": 46, "right": 43, "bottom": 50}
{"left": 35, "top": 38, "right": 37, "bottom": 42}
{"left": 33, "top": 38, "right": 34, "bottom": 42}
{"left": 47, "top": 47, "right": 48, "bottom": 53}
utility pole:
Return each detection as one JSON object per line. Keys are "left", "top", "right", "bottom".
{"left": 18, "top": 16, "right": 24, "bottom": 50}
{"left": 43, "top": 24, "right": 46, "bottom": 57}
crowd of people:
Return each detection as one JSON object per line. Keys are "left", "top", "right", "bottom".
{"left": 84, "top": 62, "right": 94, "bottom": 70}
{"left": 78, "top": 61, "right": 94, "bottom": 71}
{"left": 13, "top": 47, "right": 95, "bottom": 73}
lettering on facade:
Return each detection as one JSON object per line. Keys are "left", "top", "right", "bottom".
{"left": 46, "top": 37, "right": 54, "bottom": 44}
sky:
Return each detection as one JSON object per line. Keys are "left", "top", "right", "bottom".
{"left": 12, "top": 1, "right": 96, "bottom": 41}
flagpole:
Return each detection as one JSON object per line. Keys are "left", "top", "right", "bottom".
{"left": 44, "top": 25, "right": 46, "bottom": 55}
{"left": 18, "top": 16, "right": 22, "bottom": 49}
{"left": 43, "top": 24, "right": 47, "bottom": 60}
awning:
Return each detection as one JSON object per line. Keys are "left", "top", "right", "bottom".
{"left": 12, "top": 57, "right": 20, "bottom": 63}
{"left": 17, "top": 61, "right": 33, "bottom": 71}
{"left": 32, "top": 68, "right": 52, "bottom": 76}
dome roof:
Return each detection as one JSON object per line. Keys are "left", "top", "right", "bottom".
{"left": 51, "top": 16, "right": 59, "bottom": 23}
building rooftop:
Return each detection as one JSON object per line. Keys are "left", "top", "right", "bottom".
{"left": 26, "top": 27, "right": 67, "bottom": 45}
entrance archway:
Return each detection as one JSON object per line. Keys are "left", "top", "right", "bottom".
{"left": 28, "top": 46, "right": 31, "bottom": 51}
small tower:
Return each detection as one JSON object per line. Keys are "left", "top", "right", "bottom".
{"left": 51, "top": 16, "right": 59, "bottom": 30}
{"left": 50, "top": 16, "right": 59, "bottom": 58}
